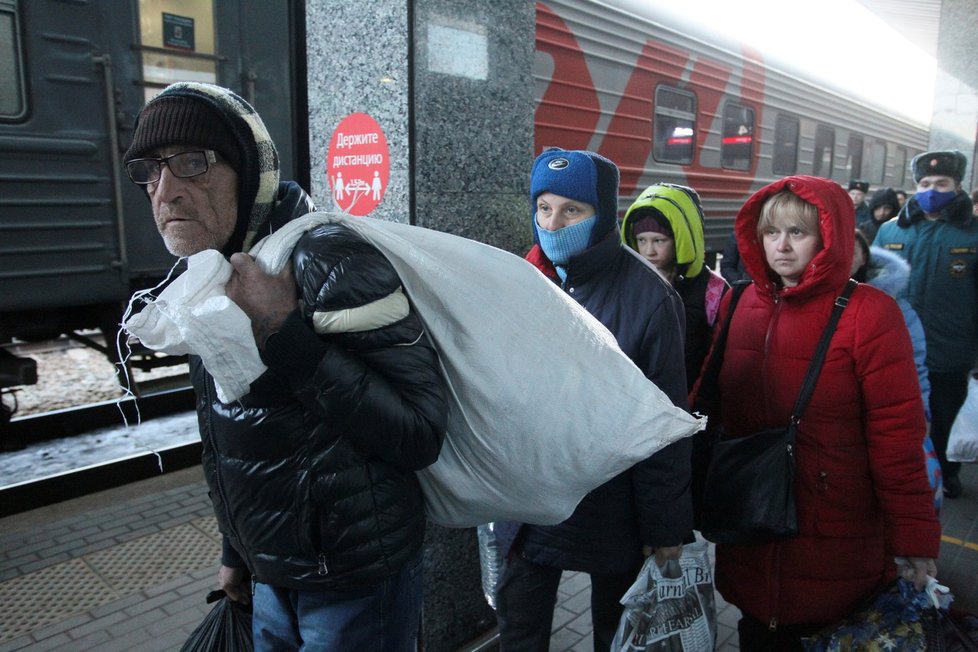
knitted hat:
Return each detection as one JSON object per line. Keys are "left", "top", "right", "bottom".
{"left": 848, "top": 179, "right": 869, "bottom": 193}
{"left": 912, "top": 150, "right": 967, "bottom": 183}
{"left": 530, "top": 149, "right": 620, "bottom": 247}
{"left": 631, "top": 210, "right": 672, "bottom": 238}
{"left": 124, "top": 96, "right": 241, "bottom": 172}
{"left": 124, "top": 82, "right": 280, "bottom": 254}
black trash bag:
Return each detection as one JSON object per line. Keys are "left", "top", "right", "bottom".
{"left": 180, "top": 589, "right": 253, "bottom": 652}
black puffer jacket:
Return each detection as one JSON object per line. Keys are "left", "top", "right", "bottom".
{"left": 194, "top": 183, "right": 447, "bottom": 591}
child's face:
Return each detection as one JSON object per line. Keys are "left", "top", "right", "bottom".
{"left": 635, "top": 232, "right": 676, "bottom": 271}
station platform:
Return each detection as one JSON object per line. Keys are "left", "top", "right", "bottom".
{"left": 1, "top": 463, "right": 976, "bottom": 651}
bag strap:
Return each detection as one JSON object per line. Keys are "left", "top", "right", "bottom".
{"left": 790, "top": 279, "right": 858, "bottom": 423}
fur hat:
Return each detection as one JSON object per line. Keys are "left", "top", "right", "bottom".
{"left": 848, "top": 179, "right": 869, "bottom": 193}
{"left": 125, "top": 82, "right": 280, "bottom": 254}
{"left": 530, "top": 148, "right": 620, "bottom": 246}
{"left": 912, "top": 150, "right": 967, "bottom": 184}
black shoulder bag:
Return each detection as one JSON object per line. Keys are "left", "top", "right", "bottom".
{"left": 699, "top": 279, "right": 857, "bottom": 545}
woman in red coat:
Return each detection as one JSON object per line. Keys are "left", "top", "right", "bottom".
{"left": 692, "top": 176, "right": 941, "bottom": 650}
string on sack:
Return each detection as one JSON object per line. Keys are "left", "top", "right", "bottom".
{"left": 114, "top": 258, "right": 185, "bottom": 432}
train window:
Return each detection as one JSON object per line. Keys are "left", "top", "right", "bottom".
{"left": 846, "top": 133, "right": 864, "bottom": 179}
{"left": 0, "top": 0, "right": 26, "bottom": 120}
{"left": 653, "top": 85, "right": 696, "bottom": 165}
{"left": 813, "top": 125, "right": 835, "bottom": 178}
{"left": 868, "top": 140, "right": 886, "bottom": 184}
{"left": 721, "top": 102, "right": 754, "bottom": 170}
{"left": 772, "top": 114, "right": 799, "bottom": 176}
{"left": 894, "top": 146, "right": 908, "bottom": 188}
{"left": 137, "top": 0, "right": 218, "bottom": 102}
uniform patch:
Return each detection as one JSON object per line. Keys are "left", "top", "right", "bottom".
{"left": 950, "top": 247, "right": 976, "bottom": 255}
{"left": 950, "top": 259, "right": 968, "bottom": 277}
{"left": 882, "top": 243, "right": 904, "bottom": 250}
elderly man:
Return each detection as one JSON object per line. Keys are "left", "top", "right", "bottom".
{"left": 876, "top": 150, "right": 978, "bottom": 499}
{"left": 124, "top": 82, "right": 447, "bottom": 650}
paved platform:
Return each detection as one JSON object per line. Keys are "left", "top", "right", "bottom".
{"left": 1, "top": 464, "right": 976, "bottom": 651}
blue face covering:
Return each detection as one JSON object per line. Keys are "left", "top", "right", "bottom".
{"left": 915, "top": 189, "right": 956, "bottom": 214}
{"left": 535, "top": 215, "right": 596, "bottom": 269}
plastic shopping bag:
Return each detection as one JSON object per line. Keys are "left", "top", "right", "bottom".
{"left": 802, "top": 577, "right": 952, "bottom": 652}
{"left": 612, "top": 541, "right": 716, "bottom": 652}
{"left": 180, "top": 590, "right": 253, "bottom": 652}
{"left": 948, "top": 371, "right": 978, "bottom": 463}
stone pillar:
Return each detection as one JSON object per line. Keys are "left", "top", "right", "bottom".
{"left": 930, "top": 0, "right": 978, "bottom": 190}
{"left": 306, "top": 0, "right": 535, "bottom": 253}
{"left": 305, "top": 1, "right": 535, "bottom": 649}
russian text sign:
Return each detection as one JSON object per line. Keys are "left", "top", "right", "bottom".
{"left": 327, "top": 113, "right": 390, "bottom": 216}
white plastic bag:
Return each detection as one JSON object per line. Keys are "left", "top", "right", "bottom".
{"left": 947, "top": 371, "right": 978, "bottom": 463}
{"left": 124, "top": 215, "right": 328, "bottom": 403}
{"left": 612, "top": 541, "right": 717, "bottom": 652}
{"left": 122, "top": 249, "right": 263, "bottom": 403}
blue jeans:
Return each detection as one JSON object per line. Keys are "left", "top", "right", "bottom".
{"left": 252, "top": 552, "right": 423, "bottom": 651}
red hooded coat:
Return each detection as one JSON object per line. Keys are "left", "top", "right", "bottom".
{"left": 696, "top": 176, "right": 941, "bottom": 626}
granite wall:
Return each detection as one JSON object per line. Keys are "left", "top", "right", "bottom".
{"left": 304, "top": 1, "right": 536, "bottom": 649}
{"left": 410, "top": 1, "right": 536, "bottom": 253}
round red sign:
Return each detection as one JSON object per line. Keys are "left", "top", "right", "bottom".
{"left": 326, "top": 113, "right": 390, "bottom": 216}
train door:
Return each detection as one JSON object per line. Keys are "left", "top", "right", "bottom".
{"left": 0, "top": 0, "right": 298, "bottom": 344}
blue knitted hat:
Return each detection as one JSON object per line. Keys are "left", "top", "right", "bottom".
{"left": 530, "top": 149, "right": 620, "bottom": 246}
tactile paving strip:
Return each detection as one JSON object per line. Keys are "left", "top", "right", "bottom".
{"left": 0, "top": 519, "right": 220, "bottom": 643}
{"left": 191, "top": 515, "right": 222, "bottom": 542}
{"left": 85, "top": 522, "right": 220, "bottom": 594}
{"left": 0, "top": 558, "right": 117, "bottom": 642}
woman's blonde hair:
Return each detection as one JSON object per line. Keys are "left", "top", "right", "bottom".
{"left": 757, "top": 191, "right": 820, "bottom": 236}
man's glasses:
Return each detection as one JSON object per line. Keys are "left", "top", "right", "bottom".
{"left": 125, "top": 150, "right": 218, "bottom": 185}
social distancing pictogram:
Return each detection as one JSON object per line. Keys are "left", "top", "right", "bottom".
{"left": 327, "top": 113, "right": 390, "bottom": 216}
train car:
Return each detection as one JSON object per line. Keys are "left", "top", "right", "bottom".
{"left": 534, "top": 0, "right": 928, "bottom": 251}
{"left": 0, "top": 0, "right": 928, "bottom": 417}
{"left": 0, "top": 0, "right": 305, "bottom": 406}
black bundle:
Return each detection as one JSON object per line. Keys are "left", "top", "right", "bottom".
{"left": 180, "top": 590, "right": 253, "bottom": 652}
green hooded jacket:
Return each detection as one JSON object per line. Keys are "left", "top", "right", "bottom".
{"left": 621, "top": 183, "right": 728, "bottom": 389}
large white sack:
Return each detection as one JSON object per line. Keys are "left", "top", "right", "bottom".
{"left": 125, "top": 212, "right": 705, "bottom": 527}
{"left": 309, "top": 213, "right": 705, "bottom": 527}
